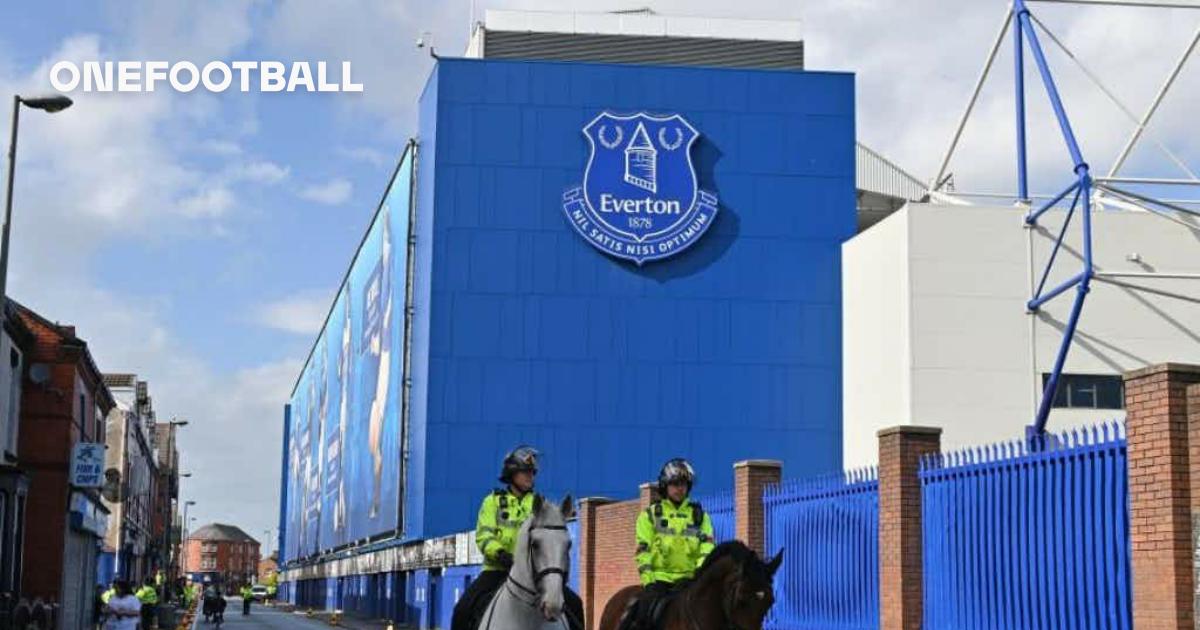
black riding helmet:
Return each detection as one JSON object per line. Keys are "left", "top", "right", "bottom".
{"left": 657, "top": 458, "right": 696, "bottom": 496}
{"left": 499, "top": 445, "right": 539, "bottom": 484}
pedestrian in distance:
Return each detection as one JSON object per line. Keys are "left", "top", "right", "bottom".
{"left": 103, "top": 579, "right": 141, "bottom": 630}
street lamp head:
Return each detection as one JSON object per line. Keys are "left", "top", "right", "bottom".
{"left": 170, "top": 419, "right": 189, "bottom": 427}
{"left": 180, "top": 472, "right": 193, "bottom": 478}
{"left": 186, "top": 500, "right": 196, "bottom": 506}
{"left": 19, "top": 94, "right": 73, "bottom": 113}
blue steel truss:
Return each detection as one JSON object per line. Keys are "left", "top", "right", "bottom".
{"left": 1012, "top": 0, "right": 1095, "bottom": 440}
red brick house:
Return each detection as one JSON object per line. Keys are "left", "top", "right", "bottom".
{"left": 185, "top": 523, "right": 260, "bottom": 591}
{"left": 16, "top": 302, "right": 114, "bottom": 630}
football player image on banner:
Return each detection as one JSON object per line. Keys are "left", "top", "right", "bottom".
{"left": 363, "top": 218, "right": 392, "bottom": 520}
{"left": 321, "top": 290, "right": 351, "bottom": 548}
{"left": 304, "top": 334, "right": 328, "bottom": 554}
{"left": 282, "top": 145, "right": 413, "bottom": 561}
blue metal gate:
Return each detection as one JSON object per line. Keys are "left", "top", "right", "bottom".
{"left": 921, "top": 421, "right": 1130, "bottom": 629}
{"left": 764, "top": 469, "right": 879, "bottom": 630}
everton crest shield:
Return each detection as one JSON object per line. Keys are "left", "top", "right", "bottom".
{"left": 563, "top": 112, "right": 718, "bottom": 265}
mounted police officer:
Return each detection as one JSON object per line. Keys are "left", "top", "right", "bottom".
{"left": 622, "top": 458, "right": 715, "bottom": 630}
{"left": 451, "top": 446, "right": 584, "bottom": 630}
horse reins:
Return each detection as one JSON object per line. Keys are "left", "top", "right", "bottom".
{"left": 496, "top": 523, "right": 574, "bottom": 628}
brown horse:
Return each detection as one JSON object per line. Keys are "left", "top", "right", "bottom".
{"left": 597, "top": 541, "right": 784, "bottom": 630}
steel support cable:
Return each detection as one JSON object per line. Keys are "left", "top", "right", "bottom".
{"left": 1093, "top": 187, "right": 1200, "bottom": 232}
{"left": 930, "top": 8, "right": 1014, "bottom": 193}
{"left": 1097, "top": 182, "right": 1200, "bottom": 217}
{"left": 1028, "top": 13, "right": 1200, "bottom": 180}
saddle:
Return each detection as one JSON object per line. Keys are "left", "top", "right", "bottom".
{"left": 623, "top": 586, "right": 683, "bottom": 630}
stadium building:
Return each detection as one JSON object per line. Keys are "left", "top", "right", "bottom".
{"left": 278, "top": 7, "right": 1200, "bottom": 625}
{"left": 278, "top": 8, "right": 868, "bottom": 622}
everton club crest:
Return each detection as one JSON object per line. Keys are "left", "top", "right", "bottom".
{"left": 562, "top": 112, "right": 718, "bottom": 265}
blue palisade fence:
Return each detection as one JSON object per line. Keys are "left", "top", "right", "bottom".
{"left": 763, "top": 468, "right": 880, "bottom": 630}
{"left": 921, "top": 421, "right": 1130, "bottom": 630}
{"left": 693, "top": 489, "right": 735, "bottom": 543}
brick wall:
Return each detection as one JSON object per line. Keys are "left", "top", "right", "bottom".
{"left": 1190, "top": 382, "right": 1200, "bottom": 621}
{"left": 1125, "top": 363, "right": 1200, "bottom": 629}
{"left": 582, "top": 484, "right": 656, "bottom": 629}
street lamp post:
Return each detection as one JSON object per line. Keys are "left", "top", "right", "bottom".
{"left": 163, "top": 468, "right": 191, "bottom": 601}
{"left": 181, "top": 501, "right": 196, "bottom": 575}
{"left": 2, "top": 94, "right": 72, "bottom": 312}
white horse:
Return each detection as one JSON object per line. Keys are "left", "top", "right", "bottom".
{"left": 477, "top": 495, "right": 577, "bottom": 630}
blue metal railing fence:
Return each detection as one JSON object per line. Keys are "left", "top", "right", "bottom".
{"left": 764, "top": 469, "right": 879, "bottom": 630}
{"left": 921, "top": 421, "right": 1130, "bottom": 629}
{"left": 693, "top": 488, "right": 735, "bottom": 544}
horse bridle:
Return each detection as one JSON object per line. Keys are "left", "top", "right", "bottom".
{"left": 505, "top": 524, "right": 569, "bottom": 609}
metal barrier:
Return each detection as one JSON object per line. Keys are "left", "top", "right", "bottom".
{"left": 694, "top": 489, "right": 735, "bottom": 543}
{"left": 763, "top": 469, "right": 879, "bottom": 630}
{"left": 921, "top": 421, "right": 1130, "bottom": 629}
{"left": 567, "top": 518, "right": 580, "bottom": 592}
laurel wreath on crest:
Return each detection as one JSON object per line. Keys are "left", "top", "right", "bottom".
{"left": 598, "top": 125, "right": 624, "bottom": 149}
{"left": 658, "top": 127, "right": 684, "bottom": 151}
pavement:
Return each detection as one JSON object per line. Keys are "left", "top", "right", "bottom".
{"left": 191, "top": 598, "right": 340, "bottom": 629}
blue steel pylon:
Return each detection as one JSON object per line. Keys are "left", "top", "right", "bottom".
{"left": 1011, "top": 0, "right": 1096, "bottom": 442}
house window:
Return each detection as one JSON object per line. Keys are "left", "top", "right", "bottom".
{"left": 1041, "top": 373, "right": 1124, "bottom": 410}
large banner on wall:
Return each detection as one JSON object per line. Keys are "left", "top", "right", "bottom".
{"left": 284, "top": 144, "right": 414, "bottom": 560}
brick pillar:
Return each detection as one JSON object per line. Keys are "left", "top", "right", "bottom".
{"left": 1190, "top": 382, "right": 1200, "bottom": 621}
{"left": 638, "top": 482, "right": 658, "bottom": 508}
{"left": 1125, "top": 363, "right": 1200, "bottom": 629}
{"left": 578, "top": 496, "right": 613, "bottom": 630}
{"left": 878, "top": 425, "right": 941, "bottom": 630}
{"left": 734, "top": 460, "right": 782, "bottom": 557}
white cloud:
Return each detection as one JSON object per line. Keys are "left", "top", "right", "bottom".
{"left": 299, "top": 177, "right": 353, "bottom": 205}
{"left": 237, "top": 160, "right": 291, "bottom": 185}
{"left": 179, "top": 185, "right": 235, "bottom": 218}
{"left": 337, "top": 146, "right": 392, "bottom": 168}
{"left": 200, "top": 139, "right": 244, "bottom": 156}
{"left": 253, "top": 290, "right": 333, "bottom": 335}
{"left": 0, "top": 2, "right": 284, "bottom": 541}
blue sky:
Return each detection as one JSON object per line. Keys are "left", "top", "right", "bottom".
{"left": 3, "top": 0, "right": 1197, "bottom": 552}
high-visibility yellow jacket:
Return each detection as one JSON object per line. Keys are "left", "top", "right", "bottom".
{"left": 475, "top": 488, "right": 538, "bottom": 571}
{"left": 135, "top": 585, "right": 158, "bottom": 605}
{"left": 635, "top": 498, "right": 715, "bottom": 586}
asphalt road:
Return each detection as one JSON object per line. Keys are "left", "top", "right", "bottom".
{"left": 192, "top": 599, "right": 333, "bottom": 629}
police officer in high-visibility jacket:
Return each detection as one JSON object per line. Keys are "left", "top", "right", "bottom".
{"left": 135, "top": 577, "right": 159, "bottom": 629}
{"left": 450, "top": 446, "right": 583, "bottom": 630}
{"left": 240, "top": 584, "right": 254, "bottom": 615}
{"left": 623, "top": 458, "right": 714, "bottom": 630}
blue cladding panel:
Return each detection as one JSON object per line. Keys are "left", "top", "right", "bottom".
{"left": 411, "top": 58, "right": 855, "bottom": 538}
{"left": 407, "top": 569, "right": 433, "bottom": 629}
{"left": 440, "top": 566, "right": 481, "bottom": 629}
